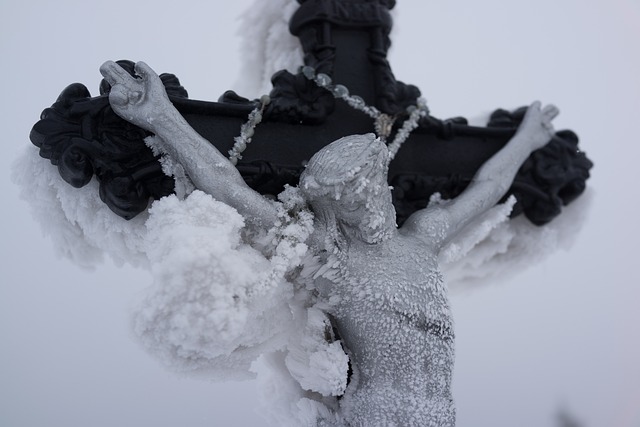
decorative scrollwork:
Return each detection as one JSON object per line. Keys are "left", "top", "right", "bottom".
{"left": 487, "top": 107, "right": 593, "bottom": 225}
{"left": 30, "top": 61, "right": 181, "bottom": 220}
{"left": 266, "top": 70, "right": 336, "bottom": 124}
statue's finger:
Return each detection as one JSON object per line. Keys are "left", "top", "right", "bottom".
{"left": 100, "top": 60, "right": 134, "bottom": 86}
{"left": 134, "top": 61, "right": 159, "bottom": 81}
{"left": 542, "top": 104, "right": 560, "bottom": 120}
{"left": 108, "top": 86, "right": 129, "bottom": 106}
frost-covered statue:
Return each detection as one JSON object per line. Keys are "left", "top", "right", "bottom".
{"left": 100, "top": 61, "right": 558, "bottom": 426}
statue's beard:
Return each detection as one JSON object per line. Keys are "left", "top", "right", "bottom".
{"left": 339, "top": 199, "right": 396, "bottom": 244}
{"left": 360, "top": 206, "right": 396, "bottom": 243}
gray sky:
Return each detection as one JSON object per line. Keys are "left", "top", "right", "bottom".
{"left": 1, "top": 1, "right": 638, "bottom": 426}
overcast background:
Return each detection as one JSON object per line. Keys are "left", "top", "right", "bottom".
{"left": 1, "top": 1, "right": 639, "bottom": 426}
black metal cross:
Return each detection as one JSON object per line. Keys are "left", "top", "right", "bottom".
{"left": 29, "top": 0, "right": 592, "bottom": 225}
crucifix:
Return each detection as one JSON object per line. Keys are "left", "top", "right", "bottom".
{"left": 28, "top": 1, "right": 592, "bottom": 425}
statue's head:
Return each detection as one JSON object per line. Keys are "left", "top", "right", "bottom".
{"left": 300, "top": 133, "right": 396, "bottom": 244}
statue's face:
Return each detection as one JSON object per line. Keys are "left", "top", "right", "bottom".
{"left": 301, "top": 134, "right": 397, "bottom": 243}
{"left": 330, "top": 163, "right": 396, "bottom": 243}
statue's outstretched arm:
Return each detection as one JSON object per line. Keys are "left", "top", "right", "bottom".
{"left": 403, "top": 102, "right": 559, "bottom": 248}
{"left": 100, "top": 61, "right": 278, "bottom": 232}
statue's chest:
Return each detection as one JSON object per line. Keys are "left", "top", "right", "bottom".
{"left": 327, "top": 240, "right": 451, "bottom": 324}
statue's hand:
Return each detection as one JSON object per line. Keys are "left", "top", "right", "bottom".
{"left": 99, "top": 61, "right": 170, "bottom": 132}
{"left": 517, "top": 101, "right": 559, "bottom": 150}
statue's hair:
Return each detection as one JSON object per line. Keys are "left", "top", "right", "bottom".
{"left": 299, "top": 134, "right": 389, "bottom": 201}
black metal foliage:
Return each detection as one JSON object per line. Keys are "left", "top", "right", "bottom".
{"left": 487, "top": 108, "right": 593, "bottom": 225}
{"left": 30, "top": 60, "right": 185, "bottom": 220}
{"left": 266, "top": 70, "right": 336, "bottom": 124}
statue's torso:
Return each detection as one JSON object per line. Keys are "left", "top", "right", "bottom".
{"left": 315, "top": 233, "right": 456, "bottom": 426}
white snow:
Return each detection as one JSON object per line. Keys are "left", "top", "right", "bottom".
{"left": 235, "top": 0, "right": 303, "bottom": 96}
{"left": 441, "top": 190, "right": 593, "bottom": 290}
{"left": 12, "top": 148, "right": 149, "bottom": 269}
{"left": 134, "top": 190, "right": 298, "bottom": 379}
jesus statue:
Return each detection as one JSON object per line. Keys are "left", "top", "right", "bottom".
{"left": 100, "top": 60, "right": 559, "bottom": 426}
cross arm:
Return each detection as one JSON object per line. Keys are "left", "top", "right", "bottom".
{"left": 29, "top": 62, "right": 591, "bottom": 227}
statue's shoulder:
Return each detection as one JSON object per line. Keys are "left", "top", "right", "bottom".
{"left": 399, "top": 204, "right": 451, "bottom": 248}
